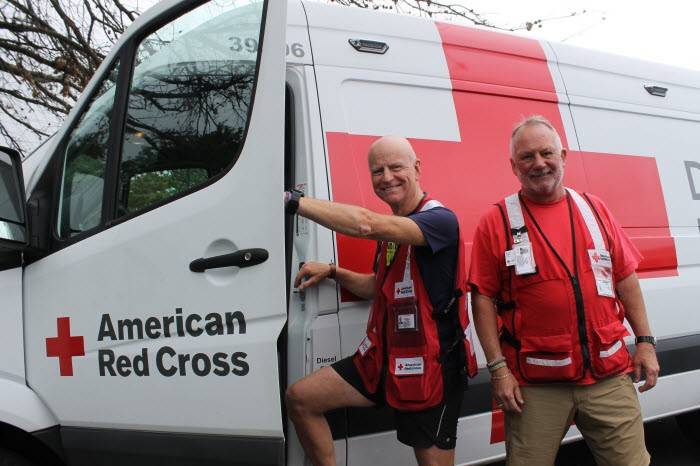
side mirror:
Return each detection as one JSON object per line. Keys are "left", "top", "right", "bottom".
{"left": 0, "top": 146, "right": 28, "bottom": 251}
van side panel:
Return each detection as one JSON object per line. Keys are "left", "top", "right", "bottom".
{"left": 303, "top": 3, "right": 698, "bottom": 465}
{"left": 551, "top": 41, "right": 700, "bottom": 332}
{"left": 548, "top": 40, "right": 700, "bottom": 425}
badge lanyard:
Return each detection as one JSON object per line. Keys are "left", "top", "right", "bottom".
{"left": 504, "top": 189, "right": 614, "bottom": 298}
{"left": 504, "top": 193, "right": 537, "bottom": 275}
{"left": 393, "top": 246, "right": 418, "bottom": 332}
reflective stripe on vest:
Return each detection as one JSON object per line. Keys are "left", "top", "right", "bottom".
{"left": 504, "top": 188, "right": 606, "bottom": 252}
{"left": 525, "top": 355, "right": 573, "bottom": 367}
{"left": 565, "top": 188, "right": 606, "bottom": 250}
{"left": 421, "top": 199, "right": 444, "bottom": 211}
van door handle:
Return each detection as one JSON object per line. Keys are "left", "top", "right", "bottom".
{"left": 189, "top": 248, "right": 269, "bottom": 272}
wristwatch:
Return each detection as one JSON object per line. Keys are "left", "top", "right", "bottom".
{"left": 285, "top": 189, "right": 304, "bottom": 215}
{"left": 635, "top": 336, "right": 657, "bottom": 347}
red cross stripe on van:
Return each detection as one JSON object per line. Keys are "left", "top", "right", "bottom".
{"left": 325, "top": 23, "right": 678, "bottom": 442}
{"left": 46, "top": 317, "right": 85, "bottom": 376}
{"left": 326, "top": 24, "right": 677, "bottom": 305}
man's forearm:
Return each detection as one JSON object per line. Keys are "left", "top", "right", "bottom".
{"left": 296, "top": 197, "right": 426, "bottom": 245}
{"left": 335, "top": 268, "right": 375, "bottom": 300}
{"left": 617, "top": 273, "right": 653, "bottom": 337}
{"left": 298, "top": 197, "right": 372, "bottom": 238}
{"left": 472, "top": 291, "right": 503, "bottom": 363}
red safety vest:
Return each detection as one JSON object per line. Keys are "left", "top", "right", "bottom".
{"left": 497, "top": 189, "right": 632, "bottom": 384}
{"left": 352, "top": 197, "right": 478, "bottom": 411}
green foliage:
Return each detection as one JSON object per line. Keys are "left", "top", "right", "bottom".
{"left": 127, "top": 168, "right": 208, "bottom": 213}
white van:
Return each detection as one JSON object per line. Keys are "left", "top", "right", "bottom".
{"left": 0, "top": 1, "right": 699, "bottom": 465}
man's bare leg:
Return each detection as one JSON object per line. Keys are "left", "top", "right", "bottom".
{"left": 287, "top": 365, "right": 374, "bottom": 466}
{"left": 414, "top": 446, "right": 456, "bottom": 466}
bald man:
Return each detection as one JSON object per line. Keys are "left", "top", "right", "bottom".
{"left": 285, "top": 136, "right": 473, "bottom": 466}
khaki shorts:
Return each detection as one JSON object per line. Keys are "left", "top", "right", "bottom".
{"left": 505, "top": 374, "right": 650, "bottom": 466}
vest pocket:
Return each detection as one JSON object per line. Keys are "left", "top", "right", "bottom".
{"left": 386, "top": 348, "right": 441, "bottom": 408}
{"left": 519, "top": 333, "right": 578, "bottom": 382}
{"left": 353, "top": 333, "right": 381, "bottom": 390}
{"left": 590, "top": 320, "right": 631, "bottom": 377}
{"left": 388, "top": 354, "right": 427, "bottom": 401}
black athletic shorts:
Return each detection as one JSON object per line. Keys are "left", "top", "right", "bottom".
{"left": 331, "top": 356, "right": 463, "bottom": 450}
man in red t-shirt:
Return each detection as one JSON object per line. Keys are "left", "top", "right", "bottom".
{"left": 469, "top": 115, "right": 659, "bottom": 466}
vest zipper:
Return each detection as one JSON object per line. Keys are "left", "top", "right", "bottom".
{"left": 570, "top": 276, "right": 591, "bottom": 370}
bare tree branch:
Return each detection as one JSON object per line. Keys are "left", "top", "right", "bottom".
{"left": 0, "top": 104, "right": 50, "bottom": 137}
{"left": 0, "top": 0, "right": 137, "bottom": 155}
{"left": 0, "top": 87, "right": 67, "bottom": 114}
{"left": 0, "top": 122, "right": 25, "bottom": 153}
{"left": 328, "top": 0, "right": 584, "bottom": 31}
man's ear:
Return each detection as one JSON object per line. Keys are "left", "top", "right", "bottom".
{"left": 510, "top": 157, "right": 517, "bottom": 176}
{"left": 560, "top": 148, "right": 567, "bottom": 166}
{"left": 414, "top": 158, "right": 422, "bottom": 178}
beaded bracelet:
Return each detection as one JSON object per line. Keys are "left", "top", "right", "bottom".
{"left": 328, "top": 263, "right": 337, "bottom": 280}
{"left": 491, "top": 372, "right": 512, "bottom": 380}
{"left": 486, "top": 356, "right": 506, "bottom": 369}
{"left": 488, "top": 360, "right": 508, "bottom": 373}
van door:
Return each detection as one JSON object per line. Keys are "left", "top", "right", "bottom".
{"left": 23, "top": 1, "right": 287, "bottom": 464}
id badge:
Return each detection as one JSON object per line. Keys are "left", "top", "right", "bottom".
{"left": 513, "top": 242, "right": 536, "bottom": 275}
{"left": 357, "top": 335, "right": 372, "bottom": 356}
{"left": 394, "top": 279, "right": 415, "bottom": 299}
{"left": 589, "top": 249, "right": 615, "bottom": 297}
{"left": 392, "top": 301, "right": 419, "bottom": 332}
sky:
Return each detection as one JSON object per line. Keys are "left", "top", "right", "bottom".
{"left": 462, "top": 0, "right": 700, "bottom": 71}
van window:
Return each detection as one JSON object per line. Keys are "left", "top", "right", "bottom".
{"left": 0, "top": 151, "right": 25, "bottom": 242}
{"left": 116, "top": 1, "right": 264, "bottom": 216}
{"left": 126, "top": 168, "right": 208, "bottom": 213}
{"left": 57, "top": 61, "right": 120, "bottom": 238}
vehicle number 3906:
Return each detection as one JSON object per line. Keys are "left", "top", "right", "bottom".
{"left": 229, "top": 37, "right": 306, "bottom": 58}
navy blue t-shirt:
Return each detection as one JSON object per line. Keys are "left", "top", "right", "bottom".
{"left": 408, "top": 206, "right": 459, "bottom": 313}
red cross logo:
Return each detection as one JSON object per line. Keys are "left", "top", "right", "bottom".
{"left": 46, "top": 317, "right": 85, "bottom": 376}
{"left": 398, "top": 363, "right": 404, "bottom": 370}
{"left": 592, "top": 252, "right": 601, "bottom": 263}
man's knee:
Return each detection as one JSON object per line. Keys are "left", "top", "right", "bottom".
{"left": 286, "top": 380, "right": 316, "bottom": 419}
{"left": 286, "top": 370, "right": 335, "bottom": 419}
